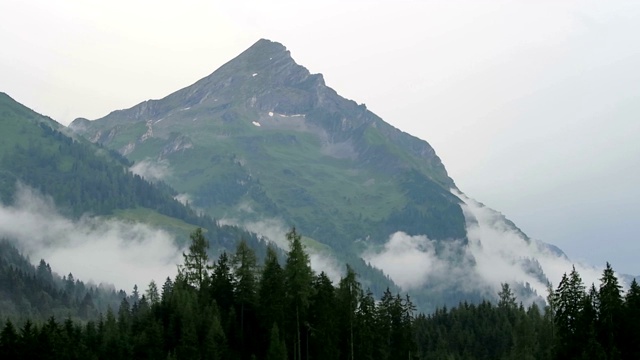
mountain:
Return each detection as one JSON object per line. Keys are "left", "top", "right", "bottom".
{"left": 67, "top": 39, "right": 596, "bottom": 310}
{"left": 0, "top": 92, "right": 277, "bottom": 292}
{"left": 70, "top": 39, "right": 465, "bottom": 247}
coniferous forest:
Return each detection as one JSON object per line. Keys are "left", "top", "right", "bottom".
{"left": 1, "top": 228, "right": 639, "bottom": 360}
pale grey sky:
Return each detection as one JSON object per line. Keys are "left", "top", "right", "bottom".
{"left": 2, "top": 0, "right": 639, "bottom": 275}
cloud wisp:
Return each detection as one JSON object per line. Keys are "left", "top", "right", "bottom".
{"left": 363, "top": 190, "right": 611, "bottom": 303}
{"left": 220, "top": 215, "right": 345, "bottom": 283}
{"left": 0, "top": 184, "right": 184, "bottom": 292}
{"left": 457, "top": 190, "right": 605, "bottom": 296}
{"left": 130, "top": 158, "right": 171, "bottom": 182}
{"left": 363, "top": 232, "right": 449, "bottom": 290}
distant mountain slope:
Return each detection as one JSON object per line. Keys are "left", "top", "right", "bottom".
{"left": 70, "top": 39, "right": 466, "bottom": 254}
{"left": 0, "top": 239, "right": 123, "bottom": 321}
{"left": 0, "top": 92, "right": 266, "bottom": 251}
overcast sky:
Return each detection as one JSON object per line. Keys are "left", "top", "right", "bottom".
{"left": 2, "top": 0, "right": 639, "bottom": 275}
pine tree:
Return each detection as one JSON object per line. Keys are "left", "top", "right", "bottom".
{"left": 498, "top": 283, "right": 517, "bottom": 309}
{"left": 259, "top": 245, "right": 286, "bottom": 354}
{"left": 284, "top": 227, "right": 314, "bottom": 360}
{"left": 309, "top": 271, "right": 339, "bottom": 360}
{"left": 161, "top": 276, "right": 174, "bottom": 303}
{"left": 597, "top": 262, "right": 623, "bottom": 358}
{"left": 232, "top": 238, "right": 259, "bottom": 357}
{"left": 554, "top": 267, "right": 586, "bottom": 359}
{"left": 181, "top": 228, "right": 213, "bottom": 289}
{"left": 355, "top": 289, "right": 377, "bottom": 360}
{"left": 337, "top": 265, "right": 362, "bottom": 360}
{"left": 622, "top": 279, "right": 640, "bottom": 359}
{"left": 146, "top": 280, "right": 160, "bottom": 305}
{"left": 0, "top": 320, "right": 19, "bottom": 358}
{"left": 267, "top": 323, "right": 287, "bottom": 360}
{"left": 211, "top": 251, "right": 235, "bottom": 318}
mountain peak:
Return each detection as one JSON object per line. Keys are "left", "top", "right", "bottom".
{"left": 211, "top": 38, "right": 295, "bottom": 75}
{"left": 209, "top": 38, "right": 317, "bottom": 87}
{"left": 247, "top": 38, "right": 289, "bottom": 56}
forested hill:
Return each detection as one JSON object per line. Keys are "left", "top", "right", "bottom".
{"left": 0, "top": 240, "right": 125, "bottom": 322}
{"left": 0, "top": 92, "right": 400, "bottom": 306}
{"left": 0, "top": 92, "right": 266, "bottom": 250}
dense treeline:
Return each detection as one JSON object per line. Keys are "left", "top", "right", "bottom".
{"left": 0, "top": 228, "right": 414, "bottom": 359}
{"left": 414, "top": 264, "right": 640, "bottom": 360}
{"left": 1, "top": 228, "right": 639, "bottom": 359}
{"left": 0, "top": 240, "right": 126, "bottom": 323}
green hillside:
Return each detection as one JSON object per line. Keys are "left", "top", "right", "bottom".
{"left": 70, "top": 40, "right": 467, "bottom": 255}
{"left": 0, "top": 92, "right": 266, "bottom": 250}
{"left": 0, "top": 92, "right": 399, "bottom": 307}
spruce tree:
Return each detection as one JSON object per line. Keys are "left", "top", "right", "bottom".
{"left": 554, "top": 267, "right": 586, "bottom": 359}
{"left": 181, "top": 228, "right": 213, "bottom": 289}
{"left": 623, "top": 279, "right": 640, "bottom": 359}
{"left": 284, "top": 227, "right": 314, "bottom": 360}
{"left": 597, "top": 262, "right": 623, "bottom": 358}
{"left": 259, "top": 245, "right": 286, "bottom": 354}
{"left": 232, "top": 239, "right": 259, "bottom": 356}
{"left": 337, "top": 265, "right": 362, "bottom": 360}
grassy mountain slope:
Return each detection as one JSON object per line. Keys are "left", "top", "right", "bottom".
{"left": 1, "top": 92, "right": 399, "bottom": 302}
{"left": 70, "top": 39, "right": 467, "bottom": 255}
{"left": 0, "top": 92, "right": 263, "bottom": 250}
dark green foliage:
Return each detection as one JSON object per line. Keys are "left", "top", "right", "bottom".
{"left": 384, "top": 169, "right": 467, "bottom": 242}
{"left": 0, "top": 227, "right": 421, "bottom": 359}
{"left": 181, "top": 228, "right": 212, "bottom": 289}
{"left": 2, "top": 226, "right": 638, "bottom": 360}
{"left": 308, "top": 272, "right": 339, "bottom": 360}
{"left": 258, "top": 246, "right": 286, "bottom": 356}
{"left": 266, "top": 323, "right": 287, "bottom": 360}
{"left": 284, "top": 227, "right": 314, "bottom": 360}
{"left": 597, "top": 263, "right": 623, "bottom": 358}
{"left": 0, "top": 240, "right": 123, "bottom": 321}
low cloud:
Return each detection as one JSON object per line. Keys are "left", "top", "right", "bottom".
{"left": 457, "top": 190, "right": 605, "bottom": 296}
{"left": 174, "top": 193, "right": 192, "bottom": 206}
{"left": 0, "top": 184, "right": 184, "bottom": 292}
{"left": 363, "top": 232, "right": 444, "bottom": 290}
{"left": 220, "top": 216, "right": 345, "bottom": 283}
{"left": 363, "top": 189, "right": 610, "bottom": 304}
{"left": 309, "top": 252, "right": 344, "bottom": 284}
{"left": 220, "top": 217, "right": 290, "bottom": 249}
{"left": 130, "top": 158, "right": 171, "bottom": 182}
